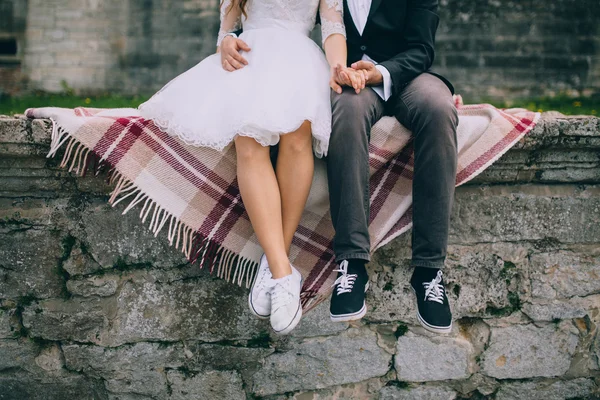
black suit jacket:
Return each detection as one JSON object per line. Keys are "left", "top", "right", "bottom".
{"left": 344, "top": 0, "right": 454, "bottom": 97}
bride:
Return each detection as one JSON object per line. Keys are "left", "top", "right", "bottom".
{"left": 138, "top": 0, "right": 365, "bottom": 335}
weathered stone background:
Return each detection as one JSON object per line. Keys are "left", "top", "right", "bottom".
{"left": 0, "top": 0, "right": 599, "bottom": 100}
{"left": 0, "top": 112, "right": 599, "bottom": 399}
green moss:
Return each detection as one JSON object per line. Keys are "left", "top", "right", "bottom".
{"left": 56, "top": 235, "right": 76, "bottom": 299}
{"left": 394, "top": 323, "right": 408, "bottom": 338}
{"left": 499, "top": 260, "right": 517, "bottom": 284}
{"left": 247, "top": 331, "right": 271, "bottom": 348}
{"left": 452, "top": 284, "right": 461, "bottom": 297}
{"left": 0, "top": 212, "right": 29, "bottom": 227}
{"left": 14, "top": 293, "right": 38, "bottom": 338}
{"left": 111, "top": 257, "right": 153, "bottom": 274}
{"left": 486, "top": 292, "right": 521, "bottom": 317}
{"left": 175, "top": 366, "right": 196, "bottom": 378}
{"left": 386, "top": 380, "right": 409, "bottom": 389}
{"left": 16, "top": 294, "right": 37, "bottom": 308}
{"left": 383, "top": 281, "right": 394, "bottom": 291}
{"left": 28, "top": 336, "right": 55, "bottom": 348}
{"left": 508, "top": 292, "right": 521, "bottom": 311}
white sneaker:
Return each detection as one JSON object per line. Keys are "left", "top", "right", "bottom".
{"left": 248, "top": 254, "right": 272, "bottom": 319}
{"left": 267, "top": 265, "right": 303, "bottom": 335}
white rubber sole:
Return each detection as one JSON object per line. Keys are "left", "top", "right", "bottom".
{"left": 248, "top": 293, "right": 270, "bottom": 320}
{"left": 248, "top": 255, "right": 270, "bottom": 320}
{"left": 416, "top": 311, "right": 452, "bottom": 334}
{"left": 411, "top": 286, "right": 452, "bottom": 334}
{"left": 329, "top": 282, "right": 370, "bottom": 322}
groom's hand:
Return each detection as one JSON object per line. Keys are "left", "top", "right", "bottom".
{"left": 351, "top": 61, "right": 383, "bottom": 86}
{"left": 220, "top": 35, "right": 251, "bottom": 72}
{"left": 330, "top": 64, "right": 367, "bottom": 94}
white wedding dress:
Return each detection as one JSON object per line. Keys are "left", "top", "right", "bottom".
{"left": 138, "top": 0, "right": 346, "bottom": 158}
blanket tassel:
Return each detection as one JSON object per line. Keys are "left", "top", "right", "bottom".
{"left": 44, "top": 117, "right": 260, "bottom": 290}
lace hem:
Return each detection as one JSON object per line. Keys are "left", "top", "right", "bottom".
{"left": 321, "top": 20, "right": 346, "bottom": 45}
{"left": 138, "top": 102, "right": 330, "bottom": 158}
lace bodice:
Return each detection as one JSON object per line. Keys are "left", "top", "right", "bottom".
{"left": 217, "top": 0, "right": 346, "bottom": 47}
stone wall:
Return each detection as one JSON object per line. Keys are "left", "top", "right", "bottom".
{"left": 1, "top": 0, "right": 599, "bottom": 100}
{"left": 0, "top": 112, "right": 599, "bottom": 399}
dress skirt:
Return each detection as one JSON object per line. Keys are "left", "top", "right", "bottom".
{"left": 138, "top": 27, "right": 332, "bottom": 158}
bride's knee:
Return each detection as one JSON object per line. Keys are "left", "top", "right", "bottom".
{"left": 234, "top": 136, "right": 269, "bottom": 162}
{"left": 279, "top": 121, "right": 312, "bottom": 154}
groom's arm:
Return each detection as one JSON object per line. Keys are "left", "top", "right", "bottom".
{"left": 379, "top": 0, "right": 440, "bottom": 97}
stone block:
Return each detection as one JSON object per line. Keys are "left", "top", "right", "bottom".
{"left": 450, "top": 185, "right": 600, "bottom": 245}
{"left": 167, "top": 370, "right": 246, "bottom": 400}
{"left": 529, "top": 249, "right": 600, "bottom": 299}
{"left": 394, "top": 332, "right": 473, "bottom": 382}
{"left": 379, "top": 385, "right": 457, "bottom": 400}
{"left": 0, "top": 227, "right": 67, "bottom": 300}
{"left": 0, "top": 372, "right": 107, "bottom": 400}
{"left": 66, "top": 275, "right": 119, "bottom": 297}
{"left": 22, "top": 297, "right": 109, "bottom": 343}
{"left": 0, "top": 339, "right": 39, "bottom": 371}
{"left": 102, "top": 273, "right": 266, "bottom": 345}
{"left": 495, "top": 378, "right": 597, "bottom": 400}
{"left": 481, "top": 323, "right": 579, "bottom": 379}
{"left": 251, "top": 327, "right": 391, "bottom": 396}
{"left": 521, "top": 295, "right": 600, "bottom": 322}
{"left": 0, "top": 309, "right": 17, "bottom": 339}
{"left": 80, "top": 199, "right": 188, "bottom": 269}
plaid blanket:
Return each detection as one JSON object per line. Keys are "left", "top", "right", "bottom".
{"left": 25, "top": 95, "right": 540, "bottom": 314}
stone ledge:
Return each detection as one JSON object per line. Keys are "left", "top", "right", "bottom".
{"left": 1, "top": 113, "right": 599, "bottom": 189}
{"left": 0, "top": 113, "right": 599, "bottom": 399}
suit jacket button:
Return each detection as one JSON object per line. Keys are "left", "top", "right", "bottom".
{"left": 360, "top": 45, "right": 367, "bottom": 51}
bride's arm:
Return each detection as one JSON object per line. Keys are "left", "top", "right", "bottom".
{"left": 320, "top": 0, "right": 365, "bottom": 93}
{"left": 216, "top": 0, "right": 243, "bottom": 51}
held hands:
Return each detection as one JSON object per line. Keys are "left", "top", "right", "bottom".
{"left": 219, "top": 35, "right": 251, "bottom": 71}
{"left": 330, "top": 60, "right": 384, "bottom": 94}
{"left": 330, "top": 64, "right": 367, "bottom": 94}
{"left": 350, "top": 61, "right": 383, "bottom": 86}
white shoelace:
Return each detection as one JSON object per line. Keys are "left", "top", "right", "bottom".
{"left": 331, "top": 260, "right": 358, "bottom": 295}
{"left": 422, "top": 270, "right": 445, "bottom": 304}
{"left": 266, "top": 275, "right": 296, "bottom": 312}
{"left": 255, "top": 257, "right": 272, "bottom": 293}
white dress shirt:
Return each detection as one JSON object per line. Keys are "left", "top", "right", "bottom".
{"left": 347, "top": 0, "right": 393, "bottom": 101}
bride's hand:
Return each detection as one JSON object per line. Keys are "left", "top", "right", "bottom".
{"left": 219, "top": 35, "right": 251, "bottom": 72}
{"left": 330, "top": 65, "right": 367, "bottom": 94}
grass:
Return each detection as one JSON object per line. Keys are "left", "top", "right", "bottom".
{"left": 0, "top": 92, "right": 150, "bottom": 116}
{"left": 486, "top": 94, "right": 599, "bottom": 116}
{"left": 0, "top": 92, "right": 598, "bottom": 117}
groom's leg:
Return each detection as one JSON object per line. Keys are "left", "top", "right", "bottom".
{"left": 387, "top": 72, "right": 458, "bottom": 334}
{"left": 389, "top": 72, "right": 458, "bottom": 268}
{"left": 327, "top": 87, "right": 385, "bottom": 262}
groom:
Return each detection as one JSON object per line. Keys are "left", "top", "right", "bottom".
{"left": 327, "top": 0, "right": 458, "bottom": 333}
{"left": 220, "top": 0, "right": 458, "bottom": 334}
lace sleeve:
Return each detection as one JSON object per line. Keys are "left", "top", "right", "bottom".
{"left": 319, "top": 0, "right": 346, "bottom": 45}
{"left": 217, "top": 0, "right": 242, "bottom": 47}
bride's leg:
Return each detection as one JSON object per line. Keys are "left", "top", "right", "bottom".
{"left": 234, "top": 136, "right": 291, "bottom": 279}
{"left": 276, "top": 121, "right": 314, "bottom": 253}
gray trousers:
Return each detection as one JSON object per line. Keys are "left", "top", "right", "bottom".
{"left": 326, "top": 72, "right": 458, "bottom": 268}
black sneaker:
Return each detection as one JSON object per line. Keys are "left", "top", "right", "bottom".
{"left": 330, "top": 259, "right": 369, "bottom": 322}
{"left": 410, "top": 268, "right": 452, "bottom": 334}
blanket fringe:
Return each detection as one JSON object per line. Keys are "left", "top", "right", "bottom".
{"left": 46, "top": 118, "right": 259, "bottom": 288}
